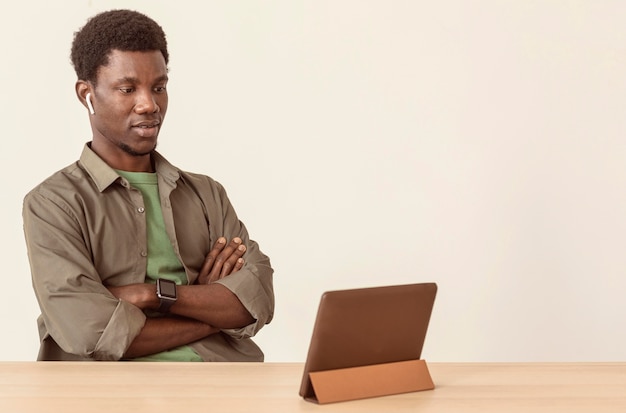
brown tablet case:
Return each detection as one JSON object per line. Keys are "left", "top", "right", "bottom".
{"left": 299, "top": 282, "right": 437, "bottom": 404}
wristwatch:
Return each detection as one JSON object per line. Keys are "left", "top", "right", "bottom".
{"left": 156, "top": 278, "right": 177, "bottom": 313}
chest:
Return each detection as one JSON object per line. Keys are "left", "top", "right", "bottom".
{"left": 80, "top": 185, "right": 213, "bottom": 285}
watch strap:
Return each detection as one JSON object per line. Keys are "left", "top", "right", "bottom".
{"left": 157, "top": 296, "right": 176, "bottom": 313}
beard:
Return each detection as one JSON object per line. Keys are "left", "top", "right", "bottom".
{"left": 118, "top": 140, "right": 158, "bottom": 157}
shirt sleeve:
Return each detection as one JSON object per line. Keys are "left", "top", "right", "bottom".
{"left": 23, "top": 188, "right": 146, "bottom": 361}
{"left": 210, "top": 182, "right": 275, "bottom": 340}
{"left": 215, "top": 241, "right": 274, "bottom": 339}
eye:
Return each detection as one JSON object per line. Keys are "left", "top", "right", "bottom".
{"left": 154, "top": 86, "right": 167, "bottom": 93}
{"left": 119, "top": 87, "right": 134, "bottom": 94}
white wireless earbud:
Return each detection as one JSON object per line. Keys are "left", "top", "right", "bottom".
{"left": 86, "top": 93, "right": 95, "bottom": 115}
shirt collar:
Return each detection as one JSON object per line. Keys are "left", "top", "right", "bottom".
{"left": 79, "top": 143, "right": 181, "bottom": 192}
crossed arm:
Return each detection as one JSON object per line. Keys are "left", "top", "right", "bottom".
{"left": 108, "top": 237, "right": 254, "bottom": 359}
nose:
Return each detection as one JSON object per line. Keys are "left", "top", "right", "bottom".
{"left": 135, "top": 90, "right": 160, "bottom": 114}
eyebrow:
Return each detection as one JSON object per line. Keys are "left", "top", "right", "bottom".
{"left": 115, "top": 75, "right": 169, "bottom": 84}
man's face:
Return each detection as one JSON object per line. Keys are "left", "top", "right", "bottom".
{"left": 90, "top": 49, "right": 168, "bottom": 164}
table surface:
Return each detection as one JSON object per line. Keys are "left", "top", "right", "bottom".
{"left": 1, "top": 362, "right": 625, "bottom": 413}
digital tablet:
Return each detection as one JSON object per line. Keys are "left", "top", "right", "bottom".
{"left": 299, "top": 282, "right": 437, "bottom": 401}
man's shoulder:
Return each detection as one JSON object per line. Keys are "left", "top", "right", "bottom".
{"left": 154, "top": 151, "right": 220, "bottom": 187}
{"left": 178, "top": 169, "right": 218, "bottom": 184}
{"left": 24, "top": 161, "right": 90, "bottom": 202}
{"left": 171, "top": 165, "right": 222, "bottom": 190}
{"left": 164, "top": 166, "right": 233, "bottom": 209}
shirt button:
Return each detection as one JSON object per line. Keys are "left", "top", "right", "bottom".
{"left": 140, "top": 251, "right": 148, "bottom": 257}
{"left": 137, "top": 207, "right": 145, "bottom": 213}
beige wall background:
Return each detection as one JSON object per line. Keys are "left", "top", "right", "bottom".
{"left": 2, "top": 0, "right": 624, "bottom": 361}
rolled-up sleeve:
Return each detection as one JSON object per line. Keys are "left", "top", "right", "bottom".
{"left": 216, "top": 246, "right": 274, "bottom": 339}
{"left": 208, "top": 181, "right": 275, "bottom": 340}
{"left": 24, "top": 188, "right": 146, "bottom": 360}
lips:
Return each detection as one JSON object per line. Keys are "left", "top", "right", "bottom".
{"left": 132, "top": 120, "right": 161, "bottom": 129}
{"left": 132, "top": 119, "right": 161, "bottom": 138}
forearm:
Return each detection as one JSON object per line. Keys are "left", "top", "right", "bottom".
{"left": 111, "top": 282, "right": 254, "bottom": 331}
{"left": 173, "top": 283, "right": 255, "bottom": 329}
{"left": 124, "top": 316, "right": 217, "bottom": 359}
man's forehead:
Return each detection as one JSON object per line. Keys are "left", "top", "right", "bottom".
{"left": 97, "top": 49, "right": 168, "bottom": 81}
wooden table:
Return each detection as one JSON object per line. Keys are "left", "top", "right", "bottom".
{"left": 1, "top": 362, "right": 625, "bottom": 412}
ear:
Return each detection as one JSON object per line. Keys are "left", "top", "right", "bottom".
{"left": 75, "top": 81, "right": 92, "bottom": 112}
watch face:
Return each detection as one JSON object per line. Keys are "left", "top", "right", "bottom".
{"left": 158, "top": 279, "right": 177, "bottom": 299}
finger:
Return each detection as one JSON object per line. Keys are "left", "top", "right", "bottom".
{"left": 207, "top": 238, "right": 240, "bottom": 283}
{"left": 198, "top": 237, "right": 226, "bottom": 284}
{"left": 208, "top": 238, "right": 245, "bottom": 282}
{"left": 232, "top": 257, "right": 244, "bottom": 273}
{"left": 219, "top": 243, "right": 246, "bottom": 278}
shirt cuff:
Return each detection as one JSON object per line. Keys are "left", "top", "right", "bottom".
{"left": 215, "top": 268, "right": 273, "bottom": 340}
{"left": 92, "top": 300, "right": 147, "bottom": 360}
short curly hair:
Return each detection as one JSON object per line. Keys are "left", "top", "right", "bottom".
{"left": 70, "top": 9, "right": 169, "bottom": 83}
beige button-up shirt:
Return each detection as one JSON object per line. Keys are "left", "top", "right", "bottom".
{"left": 23, "top": 144, "right": 274, "bottom": 361}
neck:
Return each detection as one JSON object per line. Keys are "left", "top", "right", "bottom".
{"left": 89, "top": 141, "right": 155, "bottom": 172}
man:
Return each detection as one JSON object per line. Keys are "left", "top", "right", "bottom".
{"left": 22, "top": 10, "right": 274, "bottom": 361}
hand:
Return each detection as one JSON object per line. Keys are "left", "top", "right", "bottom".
{"left": 197, "top": 237, "right": 246, "bottom": 285}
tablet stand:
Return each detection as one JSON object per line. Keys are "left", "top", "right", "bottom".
{"left": 307, "top": 359, "right": 434, "bottom": 404}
